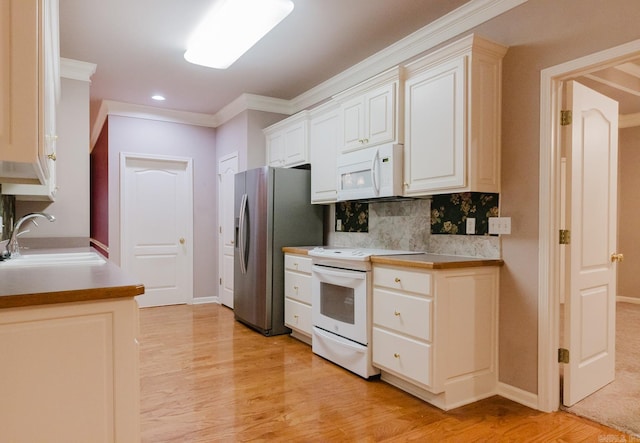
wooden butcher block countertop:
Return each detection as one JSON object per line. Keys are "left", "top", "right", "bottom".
{"left": 282, "top": 246, "right": 503, "bottom": 269}
{"left": 0, "top": 248, "right": 144, "bottom": 309}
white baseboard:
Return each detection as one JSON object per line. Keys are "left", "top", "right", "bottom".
{"left": 191, "top": 296, "right": 220, "bottom": 305}
{"left": 617, "top": 296, "right": 640, "bottom": 305}
{"left": 497, "top": 382, "right": 539, "bottom": 410}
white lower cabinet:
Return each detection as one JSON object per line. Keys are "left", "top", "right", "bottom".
{"left": 0, "top": 297, "right": 140, "bottom": 442}
{"left": 372, "top": 263, "right": 499, "bottom": 410}
{"left": 284, "top": 253, "right": 313, "bottom": 344}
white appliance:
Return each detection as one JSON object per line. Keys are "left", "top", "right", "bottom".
{"left": 309, "top": 247, "right": 421, "bottom": 378}
{"left": 336, "top": 144, "right": 403, "bottom": 201}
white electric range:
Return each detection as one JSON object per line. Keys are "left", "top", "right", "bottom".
{"left": 308, "top": 247, "right": 423, "bottom": 378}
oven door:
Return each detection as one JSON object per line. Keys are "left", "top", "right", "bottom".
{"left": 311, "top": 264, "right": 369, "bottom": 345}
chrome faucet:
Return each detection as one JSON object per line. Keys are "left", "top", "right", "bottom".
{"left": 6, "top": 212, "right": 56, "bottom": 257}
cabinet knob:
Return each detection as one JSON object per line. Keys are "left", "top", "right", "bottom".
{"left": 394, "top": 310, "right": 401, "bottom": 316}
{"left": 394, "top": 277, "right": 401, "bottom": 283}
{"left": 394, "top": 353, "right": 400, "bottom": 359}
{"left": 293, "top": 285, "right": 299, "bottom": 291}
{"left": 179, "top": 238, "right": 185, "bottom": 245}
{"left": 47, "top": 153, "right": 57, "bottom": 161}
{"left": 294, "top": 262, "right": 298, "bottom": 268}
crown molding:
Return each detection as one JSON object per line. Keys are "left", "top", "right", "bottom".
{"left": 289, "top": 0, "right": 527, "bottom": 113}
{"left": 90, "top": 100, "right": 217, "bottom": 149}
{"left": 60, "top": 58, "right": 97, "bottom": 82}
{"left": 91, "top": 0, "right": 526, "bottom": 136}
{"left": 211, "top": 93, "right": 292, "bottom": 126}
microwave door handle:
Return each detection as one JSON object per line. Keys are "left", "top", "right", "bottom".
{"left": 371, "top": 148, "right": 380, "bottom": 194}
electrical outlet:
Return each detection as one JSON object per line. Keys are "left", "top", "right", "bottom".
{"left": 466, "top": 217, "right": 476, "bottom": 235}
{"left": 336, "top": 219, "right": 342, "bottom": 231}
{"left": 488, "top": 217, "right": 511, "bottom": 235}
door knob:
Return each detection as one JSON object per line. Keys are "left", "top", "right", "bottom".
{"left": 179, "top": 238, "right": 185, "bottom": 245}
{"left": 610, "top": 253, "right": 624, "bottom": 262}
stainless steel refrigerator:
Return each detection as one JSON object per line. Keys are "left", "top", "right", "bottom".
{"left": 234, "top": 166, "right": 323, "bottom": 336}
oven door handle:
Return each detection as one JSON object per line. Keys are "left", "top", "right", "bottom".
{"left": 312, "top": 265, "right": 366, "bottom": 281}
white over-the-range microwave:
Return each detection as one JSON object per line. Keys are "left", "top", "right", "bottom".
{"left": 336, "top": 143, "right": 403, "bottom": 201}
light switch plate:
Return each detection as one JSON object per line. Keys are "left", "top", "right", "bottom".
{"left": 488, "top": 217, "right": 511, "bottom": 235}
{"left": 466, "top": 217, "right": 476, "bottom": 235}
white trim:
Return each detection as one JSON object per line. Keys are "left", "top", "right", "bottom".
{"left": 290, "top": 0, "right": 527, "bottom": 113}
{"left": 60, "top": 58, "right": 97, "bottom": 82}
{"left": 191, "top": 296, "right": 219, "bottom": 305}
{"left": 89, "top": 0, "right": 526, "bottom": 140}
{"left": 617, "top": 296, "right": 640, "bottom": 305}
{"left": 497, "top": 382, "right": 539, "bottom": 410}
{"left": 538, "top": 38, "right": 640, "bottom": 413}
{"left": 90, "top": 100, "right": 217, "bottom": 149}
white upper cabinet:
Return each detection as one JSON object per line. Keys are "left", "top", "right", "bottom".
{"left": 309, "top": 101, "right": 340, "bottom": 204}
{"left": 335, "top": 67, "right": 403, "bottom": 153}
{"left": 0, "top": 0, "right": 59, "bottom": 186}
{"left": 403, "top": 35, "right": 506, "bottom": 196}
{"left": 264, "top": 111, "right": 310, "bottom": 168}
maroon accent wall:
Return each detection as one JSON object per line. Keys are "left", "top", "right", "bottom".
{"left": 90, "top": 117, "right": 109, "bottom": 257}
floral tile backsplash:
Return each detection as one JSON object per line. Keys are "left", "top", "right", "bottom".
{"left": 431, "top": 192, "right": 499, "bottom": 235}
{"left": 327, "top": 195, "right": 500, "bottom": 259}
{"left": 335, "top": 201, "right": 369, "bottom": 232}
{"left": 0, "top": 186, "right": 15, "bottom": 241}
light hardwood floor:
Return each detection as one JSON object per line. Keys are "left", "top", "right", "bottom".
{"left": 139, "top": 303, "right": 629, "bottom": 442}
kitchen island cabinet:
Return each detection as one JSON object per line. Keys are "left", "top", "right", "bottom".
{"left": 0, "top": 250, "right": 143, "bottom": 442}
{"left": 371, "top": 255, "right": 501, "bottom": 410}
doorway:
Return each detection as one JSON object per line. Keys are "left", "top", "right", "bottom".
{"left": 120, "top": 152, "right": 194, "bottom": 308}
{"left": 538, "top": 38, "right": 640, "bottom": 413}
{"left": 218, "top": 153, "right": 238, "bottom": 308}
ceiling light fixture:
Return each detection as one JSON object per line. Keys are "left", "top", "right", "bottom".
{"left": 184, "top": 0, "right": 294, "bottom": 70}
{"left": 151, "top": 95, "right": 166, "bottom": 101}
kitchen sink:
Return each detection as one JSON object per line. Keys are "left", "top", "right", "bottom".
{"left": 0, "top": 252, "right": 106, "bottom": 268}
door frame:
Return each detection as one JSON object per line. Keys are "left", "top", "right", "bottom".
{"left": 119, "top": 152, "right": 194, "bottom": 304}
{"left": 218, "top": 151, "right": 238, "bottom": 308}
{"left": 537, "top": 38, "right": 640, "bottom": 412}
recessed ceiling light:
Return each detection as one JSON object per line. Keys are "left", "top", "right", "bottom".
{"left": 184, "top": 0, "right": 294, "bottom": 70}
{"left": 151, "top": 95, "right": 166, "bottom": 101}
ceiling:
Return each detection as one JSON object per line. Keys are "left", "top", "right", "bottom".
{"left": 59, "top": 0, "right": 640, "bottom": 129}
{"left": 59, "top": 0, "right": 470, "bottom": 124}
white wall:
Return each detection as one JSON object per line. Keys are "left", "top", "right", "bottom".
{"left": 106, "top": 115, "right": 218, "bottom": 300}
{"left": 16, "top": 76, "right": 90, "bottom": 240}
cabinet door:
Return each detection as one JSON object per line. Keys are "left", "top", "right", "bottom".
{"left": 0, "top": 0, "right": 50, "bottom": 184}
{"left": 283, "top": 121, "right": 307, "bottom": 167}
{"left": 366, "top": 83, "right": 396, "bottom": 147}
{"left": 267, "top": 132, "right": 285, "bottom": 167}
{"left": 341, "top": 97, "right": 365, "bottom": 151}
{"left": 404, "top": 57, "right": 466, "bottom": 195}
{"left": 310, "top": 108, "right": 339, "bottom": 203}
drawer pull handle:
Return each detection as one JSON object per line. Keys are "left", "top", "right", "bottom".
{"left": 394, "top": 277, "right": 401, "bottom": 283}
{"left": 394, "top": 310, "right": 401, "bottom": 316}
{"left": 394, "top": 353, "right": 400, "bottom": 359}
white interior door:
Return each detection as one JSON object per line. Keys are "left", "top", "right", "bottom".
{"left": 218, "top": 153, "right": 238, "bottom": 308}
{"left": 121, "top": 153, "right": 193, "bottom": 308}
{"left": 563, "top": 81, "right": 619, "bottom": 406}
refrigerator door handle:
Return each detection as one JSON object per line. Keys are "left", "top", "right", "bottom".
{"left": 238, "top": 193, "right": 248, "bottom": 274}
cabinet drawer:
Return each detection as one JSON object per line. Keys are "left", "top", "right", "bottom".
{"left": 285, "top": 298, "right": 312, "bottom": 336}
{"left": 372, "top": 327, "right": 432, "bottom": 388}
{"left": 373, "top": 288, "right": 432, "bottom": 341}
{"left": 284, "top": 254, "right": 312, "bottom": 274}
{"left": 373, "top": 266, "right": 431, "bottom": 295}
{"left": 284, "top": 271, "right": 311, "bottom": 304}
